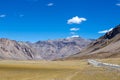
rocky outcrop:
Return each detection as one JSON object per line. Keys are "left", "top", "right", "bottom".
{"left": 100, "top": 24, "right": 120, "bottom": 39}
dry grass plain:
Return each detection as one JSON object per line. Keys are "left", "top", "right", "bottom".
{"left": 0, "top": 58, "right": 120, "bottom": 80}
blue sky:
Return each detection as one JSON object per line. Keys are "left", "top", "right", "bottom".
{"left": 0, "top": 0, "right": 120, "bottom": 42}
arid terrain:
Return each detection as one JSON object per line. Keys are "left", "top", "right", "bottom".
{"left": 0, "top": 58, "right": 120, "bottom": 80}
{"left": 0, "top": 0, "right": 119, "bottom": 80}
{"left": 0, "top": 25, "right": 120, "bottom": 80}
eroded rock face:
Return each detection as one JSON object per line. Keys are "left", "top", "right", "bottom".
{"left": 101, "top": 24, "right": 120, "bottom": 39}
{"left": 0, "top": 38, "right": 37, "bottom": 60}
{"left": 0, "top": 37, "right": 92, "bottom": 60}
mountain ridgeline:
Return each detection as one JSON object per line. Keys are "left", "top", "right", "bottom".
{"left": 66, "top": 24, "right": 120, "bottom": 60}
{"left": 0, "top": 37, "right": 92, "bottom": 60}
{"left": 1, "top": 24, "right": 120, "bottom": 60}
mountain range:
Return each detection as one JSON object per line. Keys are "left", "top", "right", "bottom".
{"left": 0, "top": 24, "right": 120, "bottom": 60}
{"left": 0, "top": 37, "right": 92, "bottom": 60}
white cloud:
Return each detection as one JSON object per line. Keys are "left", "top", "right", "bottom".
{"left": 67, "top": 35, "right": 80, "bottom": 39}
{"left": 70, "top": 28, "right": 80, "bottom": 31}
{"left": 109, "top": 28, "right": 113, "bottom": 31}
{"left": 98, "top": 28, "right": 113, "bottom": 34}
{"left": 0, "top": 14, "right": 6, "bottom": 18}
{"left": 71, "top": 35, "right": 80, "bottom": 38}
{"left": 116, "top": 3, "right": 120, "bottom": 6}
{"left": 47, "top": 3, "right": 54, "bottom": 6}
{"left": 67, "top": 16, "right": 87, "bottom": 24}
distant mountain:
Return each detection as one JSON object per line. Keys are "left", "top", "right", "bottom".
{"left": 0, "top": 37, "right": 92, "bottom": 60}
{"left": 28, "top": 37, "right": 92, "bottom": 60}
{"left": 0, "top": 38, "right": 36, "bottom": 60}
{"left": 66, "top": 24, "right": 120, "bottom": 60}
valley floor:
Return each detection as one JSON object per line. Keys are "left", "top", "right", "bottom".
{"left": 0, "top": 58, "right": 120, "bottom": 80}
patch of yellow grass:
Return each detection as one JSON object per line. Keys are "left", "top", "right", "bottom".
{"left": 0, "top": 59, "right": 119, "bottom": 80}
{"left": 0, "top": 60, "right": 85, "bottom": 80}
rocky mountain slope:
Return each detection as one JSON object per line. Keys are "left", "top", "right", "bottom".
{"left": 0, "top": 39, "right": 36, "bottom": 60}
{"left": 66, "top": 24, "right": 120, "bottom": 60}
{"left": 0, "top": 37, "right": 92, "bottom": 60}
